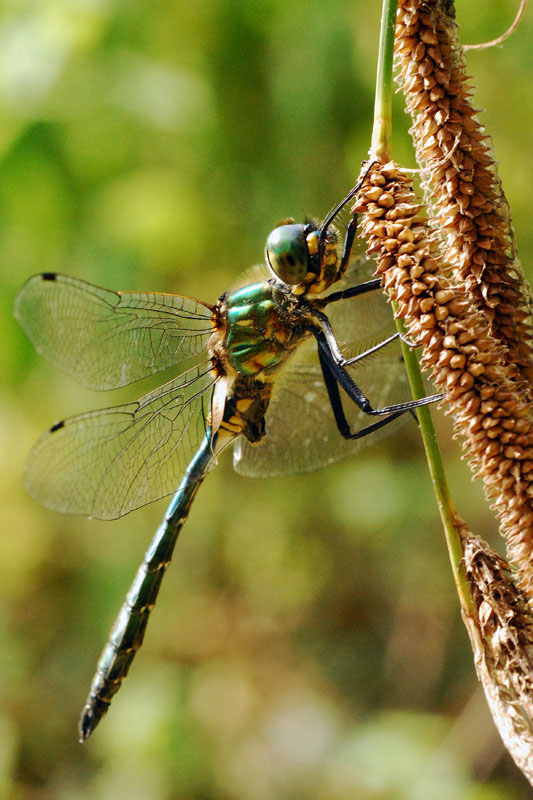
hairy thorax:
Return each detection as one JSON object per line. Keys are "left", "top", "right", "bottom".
{"left": 208, "top": 279, "right": 313, "bottom": 443}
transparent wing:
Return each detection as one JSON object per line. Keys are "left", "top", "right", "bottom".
{"left": 14, "top": 273, "right": 215, "bottom": 390}
{"left": 234, "top": 255, "right": 411, "bottom": 476}
{"left": 24, "top": 363, "right": 216, "bottom": 519}
{"left": 321, "top": 252, "right": 393, "bottom": 348}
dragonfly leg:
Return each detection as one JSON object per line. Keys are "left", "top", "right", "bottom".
{"left": 320, "top": 160, "right": 376, "bottom": 233}
{"left": 313, "top": 326, "right": 442, "bottom": 418}
{"left": 398, "top": 331, "right": 422, "bottom": 348}
{"left": 323, "top": 277, "right": 382, "bottom": 305}
{"left": 318, "top": 341, "right": 407, "bottom": 440}
{"left": 338, "top": 214, "right": 359, "bottom": 274}
{"left": 312, "top": 308, "right": 405, "bottom": 371}
{"left": 323, "top": 282, "right": 424, "bottom": 357}
{"left": 341, "top": 330, "right": 422, "bottom": 366}
{"left": 323, "top": 278, "right": 424, "bottom": 359}
{"left": 343, "top": 332, "right": 402, "bottom": 367}
{"left": 318, "top": 160, "right": 376, "bottom": 266}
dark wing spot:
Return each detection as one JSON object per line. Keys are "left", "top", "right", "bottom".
{"left": 42, "top": 272, "right": 57, "bottom": 281}
{"left": 50, "top": 420, "right": 65, "bottom": 433}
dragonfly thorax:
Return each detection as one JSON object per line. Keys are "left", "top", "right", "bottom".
{"left": 213, "top": 280, "right": 311, "bottom": 379}
{"left": 207, "top": 279, "right": 313, "bottom": 443}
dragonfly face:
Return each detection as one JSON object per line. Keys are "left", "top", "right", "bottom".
{"left": 266, "top": 221, "right": 342, "bottom": 295}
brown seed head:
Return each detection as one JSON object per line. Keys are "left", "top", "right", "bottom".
{"left": 462, "top": 535, "right": 533, "bottom": 782}
{"left": 354, "top": 161, "right": 533, "bottom": 597}
{"left": 395, "top": 0, "right": 533, "bottom": 390}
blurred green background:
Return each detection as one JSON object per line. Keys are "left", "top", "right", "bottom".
{"left": 2, "top": 1, "right": 532, "bottom": 798}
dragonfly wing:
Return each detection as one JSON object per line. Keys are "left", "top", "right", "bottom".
{"left": 325, "top": 254, "right": 394, "bottom": 347}
{"left": 234, "top": 255, "right": 410, "bottom": 477}
{"left": 24, "top": 363, "right": 216, "bottom": 519}
{"left": 14, "top": 273, "right": 215, "bottom": 390}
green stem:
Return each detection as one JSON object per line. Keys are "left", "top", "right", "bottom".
{"left": 394, "top": 313, "right": 473, "bottom": 612}
{"left": 371, "top": 0, "right": 474, "bottom": 614}
{"left": 371, "top": 0, "right": 397, "bottom": 160}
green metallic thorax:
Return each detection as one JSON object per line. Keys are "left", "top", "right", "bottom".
{"left": 223, "top": 280, "right": 309, "bottom": 378}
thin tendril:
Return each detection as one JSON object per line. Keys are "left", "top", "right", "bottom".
{"left": 464, "top": 0, "right": 527, "bottom": 51}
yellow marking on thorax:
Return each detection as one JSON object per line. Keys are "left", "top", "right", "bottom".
{"left": 236, "top": 397, "right": 254, "bottom": 412}
{"left": 308, "top": 280, "right": 327, "bottom": 294}
{"left": 221, "top": 419, "right": 244, "bottom": 434}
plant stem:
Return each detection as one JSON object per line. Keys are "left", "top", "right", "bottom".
{"left": 395, "top": 314, "right": 473, "bottom": 612}
{"left": 371, "top": 0, "right": 397, "bottom": 160}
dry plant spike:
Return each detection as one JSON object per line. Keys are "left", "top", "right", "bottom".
{"left": 352, "top": 161, "right": 533, "bottom": 597}
{"left": 394, "top": 0, "right": 533, "bottom": 391}
{"left": 461, "top": 533, "right": 533, "bottom": 782}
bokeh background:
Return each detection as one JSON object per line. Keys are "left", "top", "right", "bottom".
{"left": 2, "top": 1, "right": 532, "bottom": 798}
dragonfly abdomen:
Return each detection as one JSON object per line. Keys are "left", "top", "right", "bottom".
{"left": 79, "top": 431, "right": 217, "bottom": 741}
{"left": 79, "top": 529, "right": 177, "bottom": 739}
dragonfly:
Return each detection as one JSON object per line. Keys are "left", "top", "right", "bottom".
{"left": 14, "top": 183, "right": 441, "bottom": 741}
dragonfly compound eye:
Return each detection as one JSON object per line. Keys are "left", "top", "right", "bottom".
{"left": 266, "top": 224, "right": 309, "bottom": 285}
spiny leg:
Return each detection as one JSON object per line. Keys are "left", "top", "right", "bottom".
{"left": 318, "top": 160, "right": 376, "bottom": 268}
{"left": 313, "top": 327, "right": 442, "bottom": 417}
{"left": 318, "top": 343, "right": 407, "bottom": 440}
{"left": 343, "top": 332, "right": 403, "bottom": 367}
{"left": 323, "top": 281, "right": 420, "bottom": 352}
{"left": 320, "top": 160, "right": 376, "bottom": 233}
{"left": 324, "top": 277, "right": 382, "bottom": 305}
{"left": 338, "top": 215, "right": 359, "bottom": 275}
{"left": 312, "top": 308, "right": 405, "bottom": 370}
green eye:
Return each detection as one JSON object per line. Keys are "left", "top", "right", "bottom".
{"left": 266, "top": 224, "right": 308, "bottom": 284}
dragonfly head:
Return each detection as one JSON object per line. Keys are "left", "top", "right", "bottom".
{"left": 266, "top": 222, "right": 340, "bottom": 295}
{"left": 266, "top": 223, "right": 309, "bottom": 285}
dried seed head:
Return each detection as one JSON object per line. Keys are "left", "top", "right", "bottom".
{"left": 395, "top": 0, "right": 533, "bottom": 390}
{"left": 355, "top": 162, "right": 533, "bottom": 597}
{"left": 462, "top": 535, "right": 533, "bottom": 782}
